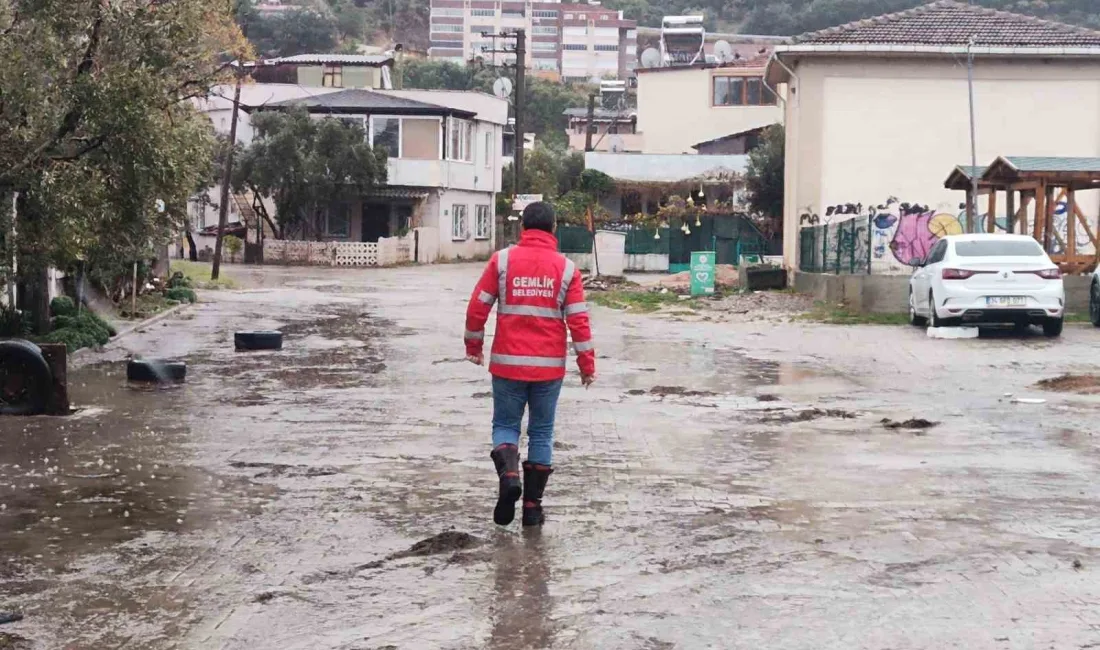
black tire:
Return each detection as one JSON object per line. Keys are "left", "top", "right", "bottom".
{"left": 235, "top": 330, "right": 283, "bottom": 351}
{"left": 0, "top": 339, "right": 53, "bottom": 416}
{"left": 1043, "top": 318, "right": 1064, "bottom": 338}
{"left": 1090, "top": 281, "right": 1100, "bottom": 327}
{"left": 908, "top": 289, "right": 927, "bottom": 327}
{"left": 127, "top": 359, "right": 187, "bottom": 383}
{"left": 928, "top": 291, "right": 941, "bottom": 328}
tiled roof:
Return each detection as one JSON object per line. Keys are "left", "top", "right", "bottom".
{"left": 266, "top": 89, "right": 474, "bottom": 117}
{"left": 794, "top": 1, "right": 1100, "bottom": 47}
{"left": 263, "top": 54, "right": 393, "bottom": 66}
{"left": 1001, "top": 156, "right": 1100, "bottom": 173}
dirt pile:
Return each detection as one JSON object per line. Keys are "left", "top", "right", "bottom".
{"left": 650, "top": 265, "right": 739, "bottom": 292}
{"left": 1036, "top": 374, "right": 1100, "bottom": 395}
{"left": 881, "top": 418, "right": 939, "bottom": 430}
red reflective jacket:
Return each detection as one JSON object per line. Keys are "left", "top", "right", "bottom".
{"left": 465, "top": 229, "right": 596, "bottom": 382}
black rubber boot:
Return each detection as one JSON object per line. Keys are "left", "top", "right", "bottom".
{"left": 521, "top": 461, "right": 554, "bottom": 527}
{"left": 490, "top": 444, "right": 522, "bottom": 525}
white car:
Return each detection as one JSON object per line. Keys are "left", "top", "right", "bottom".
{"left": 908, "top": 234, "right": 1065, "bottom": 337}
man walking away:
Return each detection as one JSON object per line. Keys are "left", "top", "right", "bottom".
{"left": 464, "top": 202, "right": 596, "bottom": 527}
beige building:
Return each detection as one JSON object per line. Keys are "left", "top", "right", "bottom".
{"left": 636, "top": 56, "right": 783, "bottom": 154}
{"left": 767, "top": 0, "right": 1100, "bottom": 272}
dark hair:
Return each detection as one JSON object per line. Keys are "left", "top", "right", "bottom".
{"left": 521, "top": 201, "right": 555, "bottom": 233}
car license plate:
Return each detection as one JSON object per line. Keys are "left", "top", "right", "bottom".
{"left": 986, "top": 296, "right": 1026, "bottom": 307}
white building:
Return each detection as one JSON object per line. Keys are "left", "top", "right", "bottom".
{"left": 767, "top": 0, "right": 1100, "bottom": 272}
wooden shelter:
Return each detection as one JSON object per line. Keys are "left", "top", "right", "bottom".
{"left": 945, "top": 156, "right": 1100, "bottom": 274}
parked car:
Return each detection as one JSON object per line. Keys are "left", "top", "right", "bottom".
{"left": 907, "top": 234, "right": 1065, "bottom": 337}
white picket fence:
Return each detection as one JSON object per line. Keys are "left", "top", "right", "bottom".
{"left": 263, "top": 235, "right": 418, "bottom": 267}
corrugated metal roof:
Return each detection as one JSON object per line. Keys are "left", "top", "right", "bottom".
{"left": 266, "top": 89, "right": 475, "bottom": 117}
{"left": 585, "top": 152, "right": 747, "bottom": 183}
{"left": 794, "top": 1, "right": 1100, "bottom": 47}
{"left": 1002, "top": 156, "right": 1100, "bottom": 173}
{"left": 263, "top": 54, "right": 393, "bottom": 66}
{"left": 365, "top": 188, "right": 431, "bottom": 200}
{"left": 562, "top": 107, "right": 636, "bottom": 120}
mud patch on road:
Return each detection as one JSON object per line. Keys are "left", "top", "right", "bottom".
{"left": 1036, "top": 374, "right": 1100, "bottom": 395}
{"left": 228, "top": 461, "right": 341, "bottom": 479}
{"left": 881, "top": 418, "right": 939, "bottom": 430}
{"left": 757, "top": 408, "right": 856, "bottom": 424}
{"left": 0, "top": 633, "right": 31, "bottom": 650}
{"left": 627, "top": 385, "right": 718, "bottom": 398}
{"left": 390, "top": 531, "right": 482, "bottom": 559}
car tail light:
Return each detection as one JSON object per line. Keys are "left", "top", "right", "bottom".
{"left": 942, "top": 268, "right": 993, "bottom": 280}
{"left": 1028, "top": 268, "right": 1062, "bottom": 279}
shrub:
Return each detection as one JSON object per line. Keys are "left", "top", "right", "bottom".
{"left": 165, "top": 287, "right": 197, "bottom": 304}
{"left": 50, "top": 296, "right": 76, "bottom": 317}
{"left": 168, "top": 271, "right": 193, "bottom": 289}
{"left": 74, "top": 312, "right": 112, "bottom": 346}
{"left": 42, "top": 327, "right": 98, "bottom": 353}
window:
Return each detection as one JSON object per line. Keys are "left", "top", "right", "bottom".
{"left": 626, "top": 29, "right": 637, "bottom": 39}
{"left": 954, "top": 239, "right": 1044, "bottom": 257}
{"left": 451, "top": 204, "right": 468, "bottom": 240}
{"left": 564, "top": 43, "right": 587, "bottom": 51}
{"left": 532, "top": 9, "right": 558, "bottom": 18}
{"left": 598, "top": 14, "right": 608, "bottom": 20}
{"left": 578, "top": 13, "right": 586, "bottom": 19}
{"left": 447, "top": 117, "right": 474, "bottom": 162}
{"left": 322, "top": 64, "right": 343, "bottom": 88}
{"left": 533, "top": 25, "right": 558, "bottom": 35}
{"left": 484, "top": 131, "right": 492, "bottom": 168}
{"left": 926, "top": 240, "right": 948, "bottom": 265}
{"left": 471, "top": 8, "right": 495, "bottom": 16}
{"left": 470, "top": 24, "right": 494, "bottom": 33}
{"left": 502, "top": 9, "right": 524, "bottom": 17}
{"left": 371, "top": 116, "right": 401, "bottom": 158}
{"left": 431, "top": 24, "right": 464, "bottom": 33}
{"left": 564, "top": 13, "right": 574, "bottom": 19}
{"left": 475, "top": 205, "right": 491, "bottom": 240}
{"left": 712, "top": 75, "right": 777, "bottom": 106}
{"left": 430, "top": 8, "right": 464, "bottom": 17}
{"left": 532, "top": 41, "right": 557, "bottom": 51}
{"left": 593, "top": 44, "right": 618, "bottom": 52}
{"left": 325, "top": 203, "right": 350, "bottom": 238}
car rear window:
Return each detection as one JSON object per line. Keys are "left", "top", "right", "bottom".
{"left": 953, "top": 240, "right": 1044, "bottom": 257}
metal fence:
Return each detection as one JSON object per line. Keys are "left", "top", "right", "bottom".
{"left": 799, "top": 217, "right": 872, "bottom": 274}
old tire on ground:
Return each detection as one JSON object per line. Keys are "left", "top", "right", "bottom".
{"left": 1043, "top": 318, "right": 1064, "bottom": 338}
{"left": 0, "top": 339, "right": 53, "bottom": 416}
{"left": 235, "top": 331, "right": 283, "bottom": 351}
{"left": 127, "top": 359, "right": 187, "bottom": 383}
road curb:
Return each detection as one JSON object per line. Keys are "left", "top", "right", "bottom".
{"left": 71, "top": 303, "right": 193, "bottom": 363}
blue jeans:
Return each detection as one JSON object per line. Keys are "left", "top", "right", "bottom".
{"left": 491, "top": 377, "right": 563, "bottom": 466}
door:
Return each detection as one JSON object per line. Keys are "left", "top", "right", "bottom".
{"left": 917, "top": 239, "right": 948, "bottom": 312}
{"left": 362, "top": 202, "right": 391, "bottom": 243}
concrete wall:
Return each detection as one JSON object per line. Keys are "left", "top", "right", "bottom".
{"left": 782, "top": 56, "right": 1100, "bottom": 271}
{"left": 793, "top": 271, "right": 1094, "bottom": 315}
{"left": 427, "top": 188, "right": 496, "bottom": 261}
{"left": 636, "top": 66, "right": 783, "bottom": 154}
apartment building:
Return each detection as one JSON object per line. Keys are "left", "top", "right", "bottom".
{"left": 428, "top": 1, "right": 637, "bottom": 81}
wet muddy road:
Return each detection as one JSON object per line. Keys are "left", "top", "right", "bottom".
{"left": 3, "top": 264, "right": 1100, "bottom": 649}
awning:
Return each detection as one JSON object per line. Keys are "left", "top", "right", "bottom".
{"left": 364, "top": 188, "right": 431, "bottom": 200}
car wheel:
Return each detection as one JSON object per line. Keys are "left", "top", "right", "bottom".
{"left": 127, "top": 358, "right": 187, "bottom": 383}
{"left": 235, "top": 330, "right": 283, "bottom": 351}
{"left": 0, "top": 339, "right": 53, "bottom": 416}
{"left": 1043, "top": 318, "right": 1064, "bottom": 338}
{"left": 1090, "top": 281, "right": 1100, "bottom": 327}
{"left": 908, "top": 289, "right": 927, "bottom": 326}
{"left": 928, "top": 291, "right": 941, "bottom": 328}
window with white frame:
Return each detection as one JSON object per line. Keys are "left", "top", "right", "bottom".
{"left": 325, "top": 203, "right": 350, "bottom": 238}
{"left": 532, "top": 9, "right": 558, "bottom": 18}
{"left": 447, "top": 117, "right": 474, "bottom": 162}
{"left": 563, "top": 43, "right": 587, "bottom": 51}
{"left": 451, "top": 204, "right": 468, "bottom": 240}
{"left": 531, "top": 41, "right": 557, "bottom": 51}
{"left": 431, "top": 24, "right": 463, "bottom": 32}
{"left": 474, "top": 205, "right": 491, "bottom": 240}
{"left": 471, "top": 8, "right": 495, "bottom": 16}
{"left": 370, "top": 116, "right": 401, "bottom": 157}
{"left": 484, "top": 131, "right": 492, "bottom": 168}
{"left": 431, "top": 8, "right": 464, "bottom": 17}
{"left": 593, "top": 44, "right": 619, "bottom": 51}
{"left": 532, "top": 25, "right": 558, "bottom": 35}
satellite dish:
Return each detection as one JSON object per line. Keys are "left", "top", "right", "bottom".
{"left": 608, "top": 135, "right": 625, "bottom": 153}
{"left": 640, "top": 47, "right": 661, "bottom": 68}
{"left": 713, "top": 40, "right": 734, "bottom": 63}
{"left": 492, "top": 77, "right": 513, "bottom": 99}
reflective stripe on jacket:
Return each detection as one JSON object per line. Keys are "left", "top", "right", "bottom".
{"left": 464, "top": 229, "right": 596, "bottom": 382}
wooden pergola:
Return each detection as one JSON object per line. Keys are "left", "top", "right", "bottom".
{"left": 945, "top": 156, "right": 1100, "bottom": 274}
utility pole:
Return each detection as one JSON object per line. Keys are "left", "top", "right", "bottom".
{"left": 966, "top": 38, "right": 979, "bottom": 234}
{"left": 584, "top": 92, "right": 597, "bottom": 152}
{"left": 211, "top": 69, "right": 242, "bottom": 282}
{"left": 513, "top": 28, "right": 527, "bottom": 199}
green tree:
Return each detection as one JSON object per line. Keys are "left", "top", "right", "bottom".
{"left": 745, "top": 124, "right": 784, "bottom": 235}
{"left": 236, "top": 109, "right": 388, "bottom": 238}
{"left": 0, "top": 0, "right": 247, "bottom": 330}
